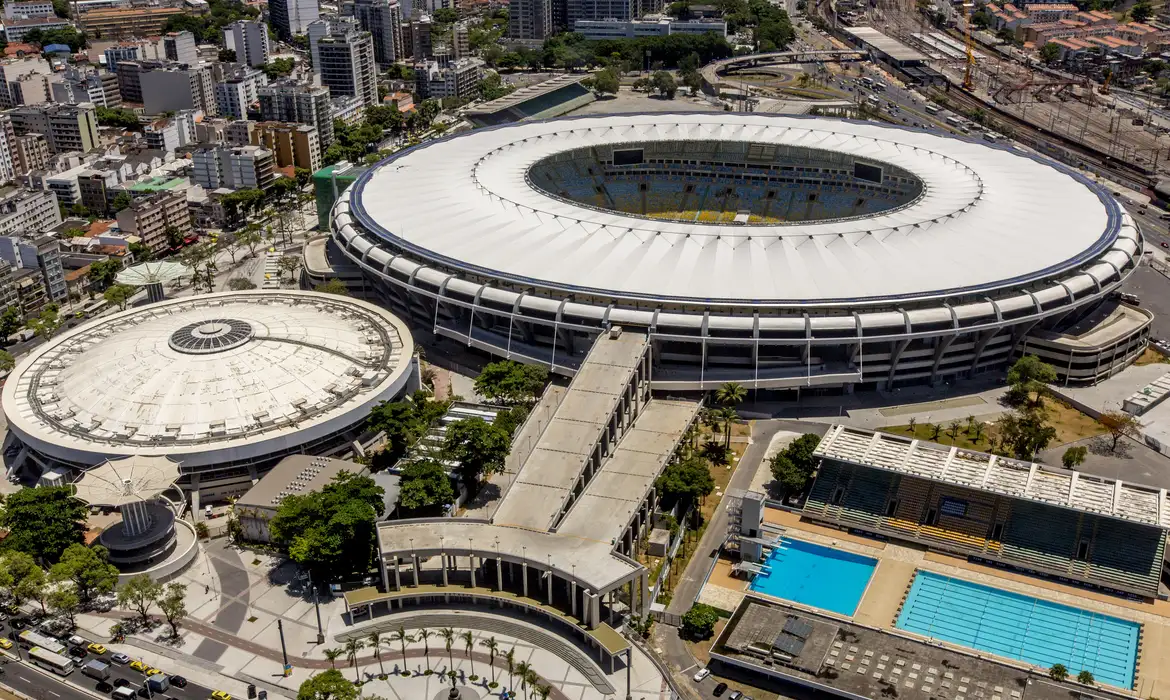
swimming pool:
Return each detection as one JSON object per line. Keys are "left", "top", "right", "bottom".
{"left": 896, "top": 571, "right": 1140, "bottom": 689}
{"left": 747, "top": 538, "right": 877, "bottom": 616}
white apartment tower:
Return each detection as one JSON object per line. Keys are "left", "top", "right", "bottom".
{"left": 353, "top": 0, "right": 403, "bottom": 66}
{"left": 269, "top": 0, "right": 320, "bottom": 40}
{"left": 224, "top": 20, "right": 271, "bottom": 68}
{"left": 316, "top": 25, "right": 377, "bottom": 107}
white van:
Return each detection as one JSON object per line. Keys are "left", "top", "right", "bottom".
{"left": 112, "top": 687, "right": 137, "bottom": 700}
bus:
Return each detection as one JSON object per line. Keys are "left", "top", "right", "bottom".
{"left": 18, "top": 630, "right": 66, "bottom": 655}
{"left": 862, "top": 76, "right": 874, "bottom": 87}
{"left": 924, "top": 104, "right": 941, "bottom": 115}
{"left": 945, "top": 115, "right": 963, "bottom": 129}
{"left": 28, "top": 646, "right": 75, "bottom": 676}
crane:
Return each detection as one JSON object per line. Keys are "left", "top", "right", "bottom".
{"left": 962, "top": 8, "right": 976, "bottom": 91}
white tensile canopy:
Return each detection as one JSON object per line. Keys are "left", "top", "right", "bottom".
{"left": 71, "top": 455, "right": 182, "bottom": 507}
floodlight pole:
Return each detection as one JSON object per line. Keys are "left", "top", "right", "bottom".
{"left": 309, "top": 572, "right": 325, "bottom": 644}
{"left": 278, "top": 619, "right": 290, "bottom": 676}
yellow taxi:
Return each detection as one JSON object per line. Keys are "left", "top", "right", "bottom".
{"left": 87, "top": 643, "right": 107, "bottom": 655}
{"left": 129, "top": 660, "right": 148, "bottom": 672}
{"left": 211, "top": 691, "right": 233, "bottom": 700}
{"left": 0, "top": 639, "right": 12, "bottom": 650}
{"left": 145, "top": 668, "right": 163, "bottom": 676}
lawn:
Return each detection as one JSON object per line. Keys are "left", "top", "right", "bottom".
{"left": 882, "top": 397, "right": 1105, "bottom": 451}
{"left": 1134, "top": 346, "right": 1170, "bottom": 366}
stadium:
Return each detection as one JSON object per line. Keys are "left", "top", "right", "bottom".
{"left": 1, "top": 290, "right": 415, "bottom": 502}
{"left": 331, "top": 113, "right": 1149, "bottom": 392}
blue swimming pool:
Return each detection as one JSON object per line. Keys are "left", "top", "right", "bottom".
{"left": 747, "top": 538, "right": 877, "bottom": 616}
{"left": 896, "top": 571, "right": 1140, "bottom": 689}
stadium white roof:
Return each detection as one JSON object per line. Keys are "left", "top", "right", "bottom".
{"left": 71, "top": 455, "right": 181, "bottom": 507}
{"left": 115, "top": 261, "right": 191, "bottom": 286}
{"left": 816, "top": 424, "right": 1170, "bottom": 529}
{"left": 2, "top": 291, "right": 414, "bottom": 467}
{"left": 350, "top": 114, "right": 1123, "bottom": 304}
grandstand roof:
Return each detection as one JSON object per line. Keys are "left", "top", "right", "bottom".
{"left": 465, "top": 74, "right": 589, "bottom": 116}
{"left": 348, "top": 114, "right": 1128, "bottom": 305}
{"left": 816, "top": 424, "right": 1170, "bottom": 529}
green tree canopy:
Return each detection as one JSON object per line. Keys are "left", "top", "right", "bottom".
{"left": 95, "top": 107, "right": 140, "bottom": 130}
{"left": 655, "top": 455, "right": 714, "bottom": 507}
{"left": 650, "top": 71, "right": 677, "bottom": 98}
{"left": 1039, "top": 42, "right": 1061, "bottom": 64}
{"left": 117, "top": 573, "right": 162, "bottom": 624}
{"left": 49, "top": 543, "right": 118, "bottom": 602}
{"left": 591, "top": 67, "right": 620, "bottom": 95}
{"left": 443, "top": 417, "right": 510, "bottom": 493}
{"left": 998, "top": 406, "right": 1057, "bottom": 460}
{"left": 367, "top": 393, "right": 451, "bottom": 467}
{"left": 297, "top": 669, "right": 358, "bottom": 700}
{"left": 1131, "top": 0, "right": 1153, "bottom": 22}
{"left": 103, "top": 283, "right": 136, "bottom": 311}
{"left": 397, "top": 459, "right": 455, "bottom": 514}
{"left": 0, "top": 306, "right": 23, "bottom": 339}
{"left": 474, "top": 360, "right": 548, "bottom": 405}
{"left": 268, "top": 472, "right": 385, "bottom": 576}
{"left": 158, "top": 582, "right": 187, "bottom": 637}
{"left": 261, "top": 57, "right": 296, "bottom": 80}
{"left": 1061, "top": 445, "right": 1087, "bottom": 468}
{"left": 681, "top": 603, "right": 720, "bottom": 639}
{"left": 314, "top": 279, "right": 349, "bottom": 296}
{"left": 766, "top": 433, "right": 821, "bottom": 497}
{"left": 1006, "top": 355, "right": 1057, "bottom": 406}
{"left": 0, "top": 486, "right": 87, "bottom": 563}
{"left": 0, "top": 350, "right": 14, "bottom": 373}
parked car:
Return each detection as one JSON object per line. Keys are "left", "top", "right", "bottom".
{"left": 130, "top": 660, "right": 148, "bottom": 672}
{"left": 713, "top": 683, "right": 729, "bottom": 697}
{"left": 113, "top": 678, "right": 131, "bottom": 688}
{"left": 169, "top": 676, "right": 187, "bottom": 688}
{"left": 693, "top": 668, "right": 711, "bottom": 683}
{"left": 0, "top": 639, "right": 11, "bottom": 650}
{"left": 71, "top": 645, "right": 88, "bottom": 657}
{"left": 111, "top": 653, "right": 131, "bottom": 664}
{"left": 88, "top": 643, "right": 108, "bottom": 655}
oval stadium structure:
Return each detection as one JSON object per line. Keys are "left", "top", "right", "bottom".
{"left": 1, "top": 291, "right": 414, "bottom": 500}
{"left": 331, "top": 113, "right": 1150, "bottom": 392}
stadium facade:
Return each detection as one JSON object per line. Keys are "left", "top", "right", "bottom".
{"left": 331, "top": 114, "right": 1149, "bottom": 392}
{"left": 1, "top": 291, "right": 415, "bottom": 501}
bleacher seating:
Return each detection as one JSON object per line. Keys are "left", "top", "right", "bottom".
{"left": 801, "top": 461, "right": 1167, "bottom": 598}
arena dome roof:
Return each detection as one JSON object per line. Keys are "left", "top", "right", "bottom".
{"left": 2, "top": 291, "right": 414, "bottom": 468}
{"left": 346, "top": 114, "right": 1124, "bottom": 305}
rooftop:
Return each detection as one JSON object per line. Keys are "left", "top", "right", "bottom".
{"left": 844, "top": 26, "right": 929, "bottom": 62}
{"left": 815, "top": 424, "right": 1170, "bottom": 528}
{"left": 465, "top": 74, "right": 588, "bottom": 116}
{"left": 237, "top": 454, "right": 365, "bottom": 509}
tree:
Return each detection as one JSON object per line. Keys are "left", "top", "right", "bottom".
{"left": 515, "top": 662, "right": 533, "bottom": 700}
{"left": 1039, "top": 42, "right": 1061, "bottom": 64}
{"left": 95, "top": 107, "right": 139, "bottom": 130}
{"left": 0, "top": 485, "right": 86, "bottom": 563}
{"left": 504, "top": 648, "right": 516, "bottom": 692}
{"left": 368, "top": 630, "right": 385, "bottom": 677}
{"left": 418, "top": 629, "right": 432, "bottom": 672}
{"left": 128, "top": 241, "right": 154, "bottom": 262}
{"left": 397, "top": 459, "right": 455, "bottom": 514}
{"left": 392, "top": 627, "right": 412, "bottom": 674}
{"left": 769, "top": 453, "right": 807, "bottom": 496}
{"left": 278, "top": 255, "right": 302, "bottom": 282}
{"left": 0, "top": 350, "right": 14, "bottom": 373}
{"left": 998, "top": 407, "right": 1057, "bottom": 460}
{"left": 1076, "top": 670, "right": 1094, "bottom": 686}
{"left": 1062, "top": 445, "right": 1087, "bottom": 468}
{"left": 111, "top": 191, "right": 133, "bottom": 212}
{"left": 48, "top": 543, "right": 118, "bottom": 602}
{"left": 715, "top": 381, "right": 746, "bottom": 408}
{"left": 1006, "top": 355, "right": 1057, "bottom": 406}
{"left": 297, "top": 669, "right": 358, "bottom": 700}
{"left": 314, "top": 279, "right": 350, "bottom": 296}
{"left": 323, "top": 648, "right": 344, "bottom": 670}
{"left": 261, "top": 57, "right": 296, "bottom": 80}
{"left": 87, "top": 259, "right": 122, "bottom": 291}
{"left": 1099, "top": 410, "right": 1140, "bottom": 452}
{"left": 227, "top": 277, "right": 257, "bottom": 290}
{"left": 344, "top": 638, "right": 364, "bottom": 683}
{"left": 433, "top": 7, "right": 458, "bottom": 22}
{"left": 650, "top": 70, "right": 677, "bottom": 98}
{"left": 218, "top": 48, "right": 237, "bottom": 62}
{"left": 1131, "top": 0, "right": 1153, "bottom": 22}
{"left": 460, "top": 629, "right": 475, "bottom": 678}
{"left": 592, "top": 67, "right": 620, "bottom": 95}
{"left": 117, "top": 574, "right": 162, "bottom": 625}
{"left": 5, "top": 551, "right": 42, "bottom": 606}
{"left": 681, "top": 603, "right": 720, "bottom": 639}
{"left": 236, "top": 225, "right": 262, "bottom": 256}
{"left": 439, "top": 627, "right": 455, "bottom": 674}
{"left": 0, "top": 306, "right": 23, "bottom": 339}
{"left": 269, "top": 472, "right": 385, "bottom": 577}
{"left": 28, "top": 305, "right": 62, "bottom": 341}
{"left": 48, "top": 584, "right": 79, "bottom": 626}
{"left": 474, "top": 360, "right": 548, "bottom": 405}
{"left": 656, "top": 455, "right": 714, "bottom": 507}
{"left": 103, "top": 283, "right": 136, "bottom": 311}
{"left": 158, "top": 582, "right": 187, "bottom": 637}
{"left": 480, "top": 636, "right": 499, "bottom": 685}
{"left": 443, "top": 417, "right": 510, "bottom": 494}
{"left": 1049, "top": 664, "right": 1069, "bottom": 681}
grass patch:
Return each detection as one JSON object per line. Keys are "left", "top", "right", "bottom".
{"left": 1134, "top": 347, "right": 1170, "bottom": 366}
{"left": 883, "top": 397, "right": 1105, "bottom": 451}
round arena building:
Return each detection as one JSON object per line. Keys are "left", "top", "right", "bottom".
{"left": 2, "top": 290, "right": 415, "bottom": 500}
{"left": 331, "top": 113, "right": 1149, "bottom": 392}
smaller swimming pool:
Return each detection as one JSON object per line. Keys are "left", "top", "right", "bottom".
{"left": 896, "top": 571, "right": 1140, "bottom": 689}
{"left": 747, "top": 538, "right": 877, "bottom": 616}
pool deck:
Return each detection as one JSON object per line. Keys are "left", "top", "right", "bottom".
{"left": 702, "top": 508, "right": 1170, "bottom": 697}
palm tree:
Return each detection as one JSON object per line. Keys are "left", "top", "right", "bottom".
{"left": 324, "top": 648, "right": 344, "bottom": 669}
{"left": 535, "top": 684, "right": 551, "bottom": 700}
{"left": 907, "top": 416, "right": 917, "bottom": 433}
{"left": 391, "top": 627, "right": 412, "bottom": 674}
{"left": 720, "top": 406, "right": 738, "bottom": 448}
{"left": 344, "top": 638, "right": 365, "bottom": 683}
{"left": 461, "top": 630, "right": 475, "bottom": 678}
{"left": 714, "top": 381, "right": 746, "bottom": 409}
{"left": 504, "top": 648, "right": 516, "bottom": 693}
{"left": 515, "top": 662, "right": 533, "bottom": 700}
{"left": 439, "top": 627, "right": 456, "bottom": 674}
{"left": 367, "top": 631, "right": 384, "bottom": 677}
{"left": 418, "top": 628, "right": 432, "bottom": 672}
{"left": 480, "top": 636, "right": 499, "bottom": 685}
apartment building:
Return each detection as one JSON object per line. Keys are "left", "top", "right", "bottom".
{"left": 353, "top": 0, "right": 404, "bottom": 65}
{"left": 3, "top": 2, "right": 55, "bottom": 19}
{"left": 0, "top": 115, "right": 16, "bottom": 184}
{"left": 191, "top": 144, "right": 275, "bottom": 191}
{"left": 114, "top": 190, "right": 192, "bottom": 254}
{"left": 414, "top": 57, "right": 484, "bottom": 99}
{"left": 4, "top": 16, "right": 71, "bottom": 42}
{"left": 257, "top": 81, "right": 334, "bottom": 148}
{"left": 78, "top": 0, "right": 209, "bottom": 40}
{"left": 251, "top": 122, "right": 320, "bottom": 173}
{"left": 317, "top": 25, "right": 377, "bottom": 107}
{"left": 0, "top": 233, "right": 66, "bottom": 302}
{"left": 115, "top": 59, "right": 169, "bottom": 104}
{"left": 7, "top": 103, "right": 99, "bottom": 154}
{"left": 224, "top": 20, "right": 271, "bottom": 68}
{"left": 269, "top": 0, "right": 320, "bottom": 39}
{"left": 140, "top": 64, "right": 215, "bottom": 115}
{"left": 142, "top": 112, "right": 196, "bottom": 151}
{"left": 0, "top": 187, "right": 60, "bottom": 236}
{"left": 0, "top": 56, "right": 54, "bottom": 108}
{"left": 51, "top": 65, "right": 122, "bottom": 108}
{"left": 163, "top": 30, "right": 199, "bottom": 67}
{"left": 214, "top": 64, "right": 267, "bottom": 119}
{"left": 13, "top": 133, "right": 48, "bottom": 174}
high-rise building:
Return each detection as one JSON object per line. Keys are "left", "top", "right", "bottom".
{"left": 269, "top": 0, "right": 320, "bottom": 40}
{"left": 0, "top": 234, "right": 65, "bottom": 302}
{"left": 114, "top": 190, "right": 193, "bottom": 254}
{"left": 352, "top": 0, "right": 403, "bottom": 66}
{"left": 316, "top": 25, "right": 377, "bottom": 107}
{"left": 224, "top": 20, "right": 271, "bottom": 68}
{"left": 140, "top": 64, "right": 215, "bottom": 116}
{"left": 7, "top": 103, "right": 99, "bottom": 154}
{"left": 257, "top": 81, "right": 334, "bottom": 149}
{"left": 51, "top": 65, "right": 121, "bottom": 108}
{"left": 115, "top": 59, "right": 170, "bottom": 104}
{"left": 0, "top": 56, "right": 54, "bottom": 108}
{"left": 103, "top": 44, "right": 140, "bottom": 73}
{"left": 143, "top": 111, "right": 196, "bottom": 152}
{"left": 414, "top": 57, "right": 483, "bottom": 100}
{"left": 251, "top": 122, "right": 320, "bottom": 173}
{"left": 0, "top": 187, "right": 59, "bottom": 236}
{"left": 13, "top": 133, "right": 48, "bottom": 174}
{"left": 0, "top": 116, "right": 16, "bottom": 184}
{"left": 508, "top": 0, "right": 552, "bottom": 40}
{"left": 409, "top": 15, "right": 433, "bottom": 59}
{"left": 214, "top": 64, "right": 267, "bottom": 119}
{"left": 163, "top": 31, "right": 199, "bottom": 67}
{"left": 308, "top": 16, "right": 357, "bottom": 71}
{"left": 566, "top": 0, "right": 637, "bottom": 26}
{"left": 192, "top": 145, "right": 276, "bottom": 191}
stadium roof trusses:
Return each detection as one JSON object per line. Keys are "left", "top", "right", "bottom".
{"left": 816, "top": 424, "right": 1170, "bottom": 529}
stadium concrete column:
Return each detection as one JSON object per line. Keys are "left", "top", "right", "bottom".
{"left": 640, "top": 572, "right": 649, "bottom": 616}
{"left": 393, "top": 558, "right": 401, "bottom": 590}
{"left": 546, "top": 568, "right": 554, "bottom": 605}
{"left": 469, "top": 554, "right": 477, "bottom": 588}
{"left": 495, "top": 557, "right": 502, "bottom": 591}
{"left": 441, "top": 551, "right": 448, "bottom": 586}
{"left": 412, "top": 554, "right": 419, "bottom": 587}
{"left": 522, "top": 562, "right": 529, "bottom": 598}
{"left": 571, "top": 580, "right": 577, "bottom": 616}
